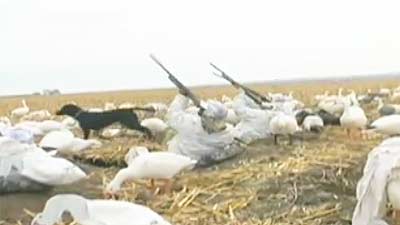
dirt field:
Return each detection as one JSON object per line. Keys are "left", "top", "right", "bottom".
{"left": 1, "top": 78, "right": 400, "bottom": 225}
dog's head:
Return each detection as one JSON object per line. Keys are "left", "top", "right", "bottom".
{"left": 56, "top": 104, "right": 82, "bottom": 117}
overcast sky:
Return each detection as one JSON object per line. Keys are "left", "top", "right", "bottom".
{"left": 1, "top": 0, "right": 400, "bottom": 95}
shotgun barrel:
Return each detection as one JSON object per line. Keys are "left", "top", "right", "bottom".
{"left": 150, "top": 54, "right": 205, "bottom": 113}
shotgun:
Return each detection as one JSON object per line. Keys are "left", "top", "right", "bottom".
{"left": 150, "top": 54, "right": 205, "bottom": 114}
{"left": 210, "top": 62, "right": 271, "bottom": 104}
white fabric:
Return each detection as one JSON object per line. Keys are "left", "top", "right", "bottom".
{"left": 232, "top": 91, "right": 260, "bottom": 110}
{"left": 20, "top": 149, "right": 87, "bottom": 185}
{"left": 14, "top": 121, "right": 44, "bottom": 136}
{"left": 232, "top": 92, "right": 274, "bottom": 143}
{"left": 352, "top": 138, "right": 400, "bottom": 225}
{"left": 203, "top": 100, "right": 228, "bottom": 120}
{"left": 0, "top": 127, "right": 34, "bottom": 144}
{"left": 0, "top": 137, "right": 29, "bottom": 177}
{"left": 0, "top": 137, "right": 86, "bottom": 187}
{"left": 167, "top": 95, "right": 238, "bottom": 165}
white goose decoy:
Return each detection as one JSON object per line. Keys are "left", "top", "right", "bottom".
{"left": 104, "top": 102, "right": 117, "bottom": 111}
{"left": 314, "top": 91, "right": 330, "bottom": 102}
{"left": 118, "top": 102, "right": 136, "bottom": 109}
{"left": 221, "top": 95, "right": 232, "bottom": 103}
{"left": 124, "top": 146, "right": 150, "bottom": 166}
{"left": 61, "top": 117, "right": 79, "bottom": 129}
{"left": 106, "top": 147, "right": 196, "bottom": 195}
{"left": 302, "top": 115, "right": 324, "bottom": 133}
{"left": 377, "top": 98, "right": 400, "bottom": 116}
{"left": 21, "top": 110, "right": 52, "bottom": 121}
{"left": 144, "top": 103, "right": 168, "bottom": 115}
{"left": 87, "top": 108, "right": 104, "bottom": 113}
{"left": 140, "top": 118, "right": 168, "bottom": 136}
{"left": 368, "top": 115, "right": 400, "bottom": 136}
{"left": 11, "top": 99, "right": 30, "bottom": 118}
{"left": 269, "top": 113, "right": 298, "bottom": 145}
{"left": 31, "top": 194, "right": 171, "bottom": 225}
{"left": 352, "top": 138, "right": 400, "bottom": 224}
{"left": 0, "top": 137, "right": 86, "bottom": 193}
{"left": 15, "top": 120, "right": 66, "bottom": 136}
{"left": 101, "top": 128, "right": 122, "bottom": 138}
{"left": 391, "top": 91, "right": 400, "bottom": 102}
{"left": 37, "top": 120, "right": 67, "bottom": 134}
{"left": 39, "top": 130, "right": 102, "bottom": 154}
{"left": 379, "top": 88, "right": 391, "bottom": 97}
{"left": 340, "top": 92, "right": 368, "bottom": 138}
{"left": 269, "top": 102, "right": 299, "bottom": 145}
{"left": 317, "top": 88, "right": 346, "bottom": 115}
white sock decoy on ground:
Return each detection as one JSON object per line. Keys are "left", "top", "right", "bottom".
{"left": 31, "top": 194, "right": 171, "bottom": 225}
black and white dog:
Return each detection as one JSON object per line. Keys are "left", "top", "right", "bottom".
{"left": 56, "top": 104, "right": 153, "bottom": 139}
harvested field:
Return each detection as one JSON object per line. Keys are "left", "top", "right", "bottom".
{"left": 1, "top": 78, "right": 400, "bottom": 225}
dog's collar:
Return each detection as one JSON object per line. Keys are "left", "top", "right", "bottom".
{"left": 73, "top": 110, "right": 83, "bottom": 119}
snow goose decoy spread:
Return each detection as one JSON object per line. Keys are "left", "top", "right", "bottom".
{"left": 31, "top": 194, "right": 172, "bottom": 225}
{"left": 352, "top": 138, "right": 400, "bottom": 224}
{"left": 106, "top": 147, "right": 196, "bottom": 195}
{"left": 340, "top": 92, "right": 368, "bottom": 139}
{"left": 0, "top": 137, "right": 86, "bottom": 193}
{"left": 11, "top": 99, "right": 30, "bottom": 118}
